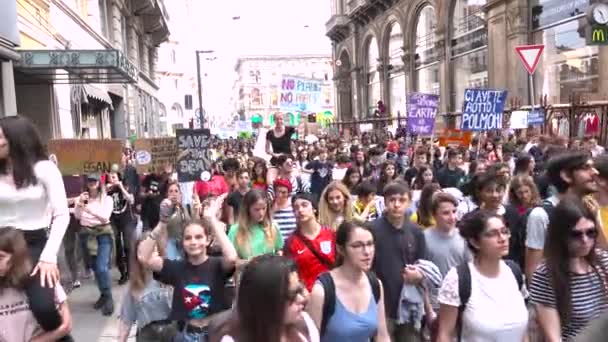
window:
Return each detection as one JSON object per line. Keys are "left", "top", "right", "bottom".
{"left": 99, "top": 0, "right": 111, "bottom": 39}
{"left": 414, "top": 6, "right": 440, "bottom": 95}
{"left": 366, "top": 37, "right": 380, "bottom": 115}
{"left": 388, "top": 23, "right": 406, "bottom": 117}
{"left": 450, "top": 0, "right": 488, "bottom": 111}
{"left": 139, "top": 38, "right": 146, "bottom": 71}
{"left": 251, "top": 88, "right": 263, "bottom": 107}
{"left": 121, "top": 16, "right": 129, "bottom": 54}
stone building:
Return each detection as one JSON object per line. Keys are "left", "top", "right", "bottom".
{"left": 9, "top": 0, "right": 169, "bottom": 140}
{"left": 231, "top": 55, "right": 336, "bottom": 126}
{"left": 326, "top": 0, "right": 603, "bottom": 123}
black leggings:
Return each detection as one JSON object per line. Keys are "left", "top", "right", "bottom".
{"left": 22, "top": 229, "right": 63, "bottom": 332}
{"left": 111, "top": 210, "right": 134, "bottom": 276}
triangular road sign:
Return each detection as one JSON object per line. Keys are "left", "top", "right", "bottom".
{"left": 515, "top": 45, "right": 544, "bottom": 75}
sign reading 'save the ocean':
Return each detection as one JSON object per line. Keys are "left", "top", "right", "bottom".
{"left": 460, "top": 89, "right": 508, "bottom": 131}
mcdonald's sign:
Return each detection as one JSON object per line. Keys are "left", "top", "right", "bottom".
{"left": 589, "top": 25, "right": 608, "bottom": 45}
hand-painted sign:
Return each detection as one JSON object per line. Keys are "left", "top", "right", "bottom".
{"left": 407, "top": 93, "right": 439, "bottom": 135}
{"left": 176, "top": 129, "right": 213, "bottom": 182}
{"left": 460, "top": 89, "right": 508, "bottom": 131}
{"left": 280, "top": 76, "right": 323, "bottom": 112}
{"left": 133, "top": 138, "right": 177, "bottom": 174}
{"left": 48, "top": 139, "right": 124, "bottom": 175}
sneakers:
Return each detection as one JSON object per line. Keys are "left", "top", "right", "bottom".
{"left": 101, "top": 298, "right": 114, "bottom": 316}
{"left": 118, "top": 274, "right": 129, "bottom": 286}
{"left": 93, "top": 294, "right": 107, "bottom": 310}
{"left": 72, "top": 280, "right": 81, "bottom": 289}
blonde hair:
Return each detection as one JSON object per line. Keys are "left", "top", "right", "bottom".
{"left": 235, "top": 189, "right": 277, "bottom": 257}
{"left": 318, "top": 181, "right": 353, "bottom": 230}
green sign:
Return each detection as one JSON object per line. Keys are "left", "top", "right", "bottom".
{"left": 589, "top": 25, "right": 608, "bottom": 45}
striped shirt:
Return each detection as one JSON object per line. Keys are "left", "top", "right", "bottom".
{"left": 267, "top": 175, "right": 310, "bottom": 200}
{"left": 530, "top": 250, "right": 608, "bottom": 340}
{"left": 273, "top": 206, "right": 297, "bottom": 242}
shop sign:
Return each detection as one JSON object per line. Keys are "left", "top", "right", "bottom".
{"left": 531, "top": 0, "right": 587, "bottom": 30}
{"left": 451, "top": 27, "right": 487, "bottom": 57}
{"left": 17, "top": 49, "right": 139, "bottom": 82}
{"left": 588, "top": 25, "right": 608, "bottom": 45}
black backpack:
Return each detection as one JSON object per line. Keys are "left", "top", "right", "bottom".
{"left": 455, "top": 260, "right": 524, "bottom": 341}
{"left": 317, "top": 271, "right": 381, "bottom": 336}
{"left": 512, "top": 199, "right": 556, "bottom": 268}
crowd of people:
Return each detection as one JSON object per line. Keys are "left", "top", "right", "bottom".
{"left": 2, "top": 112, "right": 608, "bottom": 341}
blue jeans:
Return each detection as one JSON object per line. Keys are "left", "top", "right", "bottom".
{"left": 78, "top": 231, "right": 94, "bottom": 271}
{"left": 174, "top": 329, "right": 207, "bottom": 342}
{"left": 94, "top": 234, "right": 113, "bottom": 297}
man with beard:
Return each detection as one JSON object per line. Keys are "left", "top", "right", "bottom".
{"left": 525, "top": 152, "right": 599, "bottom": 281}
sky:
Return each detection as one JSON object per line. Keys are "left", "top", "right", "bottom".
{"left": 179, "top": 0, "right": 333, "bottom": 116}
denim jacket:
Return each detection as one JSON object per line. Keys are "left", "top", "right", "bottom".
{"left": 119, "top": 280, "right": 173, "bottom": 330}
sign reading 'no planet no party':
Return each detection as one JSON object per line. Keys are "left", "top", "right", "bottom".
{"left": 407, "top": 93, "right": 439, "bottom": 135}
{"left": 460, "top": 89, "right": 508, "bottom": 131}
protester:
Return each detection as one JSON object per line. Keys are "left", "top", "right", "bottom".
{"left": 317, "top": 181, "right": 353, "bottom": 231}
{"left": 107, "top": 171, "right": 136, "bottom": 285}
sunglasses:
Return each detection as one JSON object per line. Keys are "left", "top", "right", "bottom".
{"left": 569, "top": 228, "right": 599, "bottom": 240}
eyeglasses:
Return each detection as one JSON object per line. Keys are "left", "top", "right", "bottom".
{"left": 286, "top": 284, "right": 305, "bottom": 303}
{"left": 569, "top": 228, "right": 599, "bottom": 240}
{"left": 348, "top": 241, "right": 375, "bottom": 251}
{"left": 482, "top": 227, "right": 511, "bottom": 239}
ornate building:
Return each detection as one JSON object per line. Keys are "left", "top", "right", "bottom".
{"left": 327, "top": 0, "right": 604, "bottom": 122}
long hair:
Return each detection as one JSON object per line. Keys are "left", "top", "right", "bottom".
{"left": 217, "top": 255, "right": 302, "bottom": 342}
{"left": 0, "top": 116, "right": 47, "bottom": 188}
{"left": 412, "top": 165, "right": 435, "bottom": 190}
{"left": 377, "top": 160, "right": 399, "bottom": 194}
{"left": 236, "top": 190, "right": 276, "bottom": 256}
{"left": 335, "top": 221, "right": 374, "bottom": 267}
{"left": 0, "top": 227, "right": 32, "bottom": 290}
{"left": 318, "top": 181, "right": 353, "bottom": 230}
{"left": 251, "top": 159, "right": 268, "bottom": 183}
{"left": 508, "top": 175, "right": 540, "bottom": 208}
{"left": 416, "top": 183, "right": 442, "bottom": 227}
{"left": 544, "top": 196, "right": 604, "bottom": 323}
{"left": 342, "top": 166, "right": 362, "bottom": 193}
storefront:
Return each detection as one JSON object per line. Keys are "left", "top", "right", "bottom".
{"left": 449, "top": 0, "right": 488, "bottom": 112}
{"left": 0, "top": 0, "right": 19, "bottom": 117}
{"left": 532, "top": 0, "right": 596, "bottom": 105}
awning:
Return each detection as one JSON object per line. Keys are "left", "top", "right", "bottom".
{"left": 14, "top": 49, "right": 139, "bottom": 84}
{"left": 82, "top": 84, "right": 113, "bottom": 109}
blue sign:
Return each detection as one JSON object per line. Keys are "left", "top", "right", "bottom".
{"left": 528, "top": 108, "right": 545, "bottom": 125}
{"left": 460, "top": 89, "right": 508, "bottom": 131}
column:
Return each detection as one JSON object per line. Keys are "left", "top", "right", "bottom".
{"left": 435, "top": 34, "right": 449, "bottom": 114}
{"left": 0, "top": 61, "right": 17, "bottom": 117}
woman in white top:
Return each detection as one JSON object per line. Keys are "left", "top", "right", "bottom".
{"left": 210, "top": 254, "right": 319, "bottom": 342}
{"left": 0, "top": 116, "right": 71, "bottom": 339}
{"left": 436, "top": 210, "right": 528, "bottom": 342}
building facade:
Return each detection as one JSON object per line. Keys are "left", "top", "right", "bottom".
{"left": 0, "top": 0, "right": 20, "bottom": 117}
{"left": 10, "top": 0, "right": 169, "bottom": 141}
{"left": 327, "top": 0, "right": 604, "bottom": 122}
{"left": 231, "top": 55, "right": 336, "bottom": 126}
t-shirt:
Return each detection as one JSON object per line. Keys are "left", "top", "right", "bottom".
{"left": 530, "top": 250, "right": 608, "bottom": 340}
{"left": 284, "top": 228, "right": 336, "bottom": 291}
{"left": 306, "top": 160, "right": 333, "bottom": 195}
{"left": 228, "top": 223, "right": 284, "bottom": 259}
{"left": 0, "top": 285, "right": 66, "bottom": 342}
{"left": 226, "top": 190, "right": 245, "bottom": 216}
{"left": 436, "top": 166, "right": 465, "bottom": 189}
{"left": 153, "top": 257, "right": 235, "bottom": 321}
{"left": 195, "top": 175, "right": 230, "bottom": 199}
{"left": 273, "top": 206, "right": 297, "bottom": 241}
{"left": 266, "top": 126, "right": 296, "bottom": 155}
{"left": 107, "top": 185, "right": 129, "bottom": 215}
{"left": 438, "top": 262, "right": 529, "bottom": 342}
{"left": 424, "top": 228, "right": 470, "bottom": 277}
{"left": 526, "top": 196, "right": 559, "bottom": 250}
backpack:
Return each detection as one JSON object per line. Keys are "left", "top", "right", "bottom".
{"left": 455, "top": 260, "right": 524, "bottom": 341}
{"left": 512, "top": 199, "right": 556, "bottom": 268}
{"left": 317, "top": 271, "right": 381, "bottom": 337}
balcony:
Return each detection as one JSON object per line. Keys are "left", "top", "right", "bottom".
{"left": 326, "top": 15, "right": 350, "bottom": 43}
{"left": 347, "top": 0, "right": 395, "bottom": 25}
{"left": 133, "top": 0, "right": 170, "bottom": 45}
{"left": 347, "top": 0, "right": 368, "bottom": 14}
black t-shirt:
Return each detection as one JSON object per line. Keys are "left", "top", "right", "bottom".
{"left": 226, "top": 190, "right": 245, "bottom": 215}
{"left": 141, "top": 174, "right": 164, "bottom": 227}
{"left": 436, "top": 166, "right": 465, "bottom": 188}
{"left": 266, "top": 127, "right": 295, "bottom": 155}
{"left": 154, "top": 257, "right": 235, "bottom": 321}
{"left": 306, "top": 160, "right": 333, "bottom": 195}
{"left": 107, "top": 185, "right": 128, "bottom": 215}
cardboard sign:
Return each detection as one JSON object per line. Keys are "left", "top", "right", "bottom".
{"left": 176, "top": 129, "right": 213, "bottom": 182}
{"left": 133, "top": 138, "right": 177, "bottom": 174}
{"left": 48, "top": 139, "right": 124, "bottom": 175}
{"left": 460, "top": 89, "right": 508, "bottom": 131}
{"left": 438, "top": 129, "right": 473, "bottom": 147}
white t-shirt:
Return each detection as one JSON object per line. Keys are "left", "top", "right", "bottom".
{"left": 438, "top": 261, "right": 528, "bottom": 342}
{"left": 219, "top": 311, "right": 319, "bottom": 342}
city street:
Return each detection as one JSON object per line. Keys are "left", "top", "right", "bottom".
{"left": 67, "top": 270, "right": 134, "bottom": 341}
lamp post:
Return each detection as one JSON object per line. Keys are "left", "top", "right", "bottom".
{"left": 195, "top": 50, "right": 214, "bottom": 128}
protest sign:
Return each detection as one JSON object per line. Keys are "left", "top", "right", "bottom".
{"left": 438, "top": 129, "right": 473, "bottom": 147}
{"left": 176, "top": 129, "right": 213, "bottom": 182}
{"left": 407, "top": 93, "right": 439, "bottom": 135}
{"left": 460, "top": 89, "right": 508, "bottom": 131}
{"left": 528, "top": 108, "right": 545, "bottom": 125}
{"left": 133, "top": 138, "right": 177, "bottom": 174}
{"left": 510, "top": 110, "right": 529, "bottom": 129}
{"left": 48, "top": 139, "right": 124, "bottom": 175}
{"left": 280, "top": 75, "right": 323, "bottom": 112}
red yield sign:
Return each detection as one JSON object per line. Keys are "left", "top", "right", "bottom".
{"left": 515, "top": 44, "right": 544, "bottom": 75}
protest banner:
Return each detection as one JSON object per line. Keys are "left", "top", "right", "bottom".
{"left": 438, "top": 129, "right": 473, "bottom": 148}
{"left": 510, "top": 110, "right": 529, "bottom": 129}
{"left": 280, "top": 75, "right": 323, "bottom": 112}
{"left": 528, "top": 108, "right": 545, "bottom": 125}
{"left": 133, "top": 138, "right": 177, "bottom": 174}
{"left": 460, "top": 89, "right": 508, "bottom": 131}
{"left": 407, "top": 93, "right": 439, "bottom": 135}
{"left": 176, "top": 129, "right": 213, "bottom": 182}
{"left": 48, "top": 139, "right": 124, "bottom": 175}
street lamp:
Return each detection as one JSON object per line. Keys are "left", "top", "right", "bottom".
{"left": 195, "top": 49, "right": 214, "bottom": 128}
